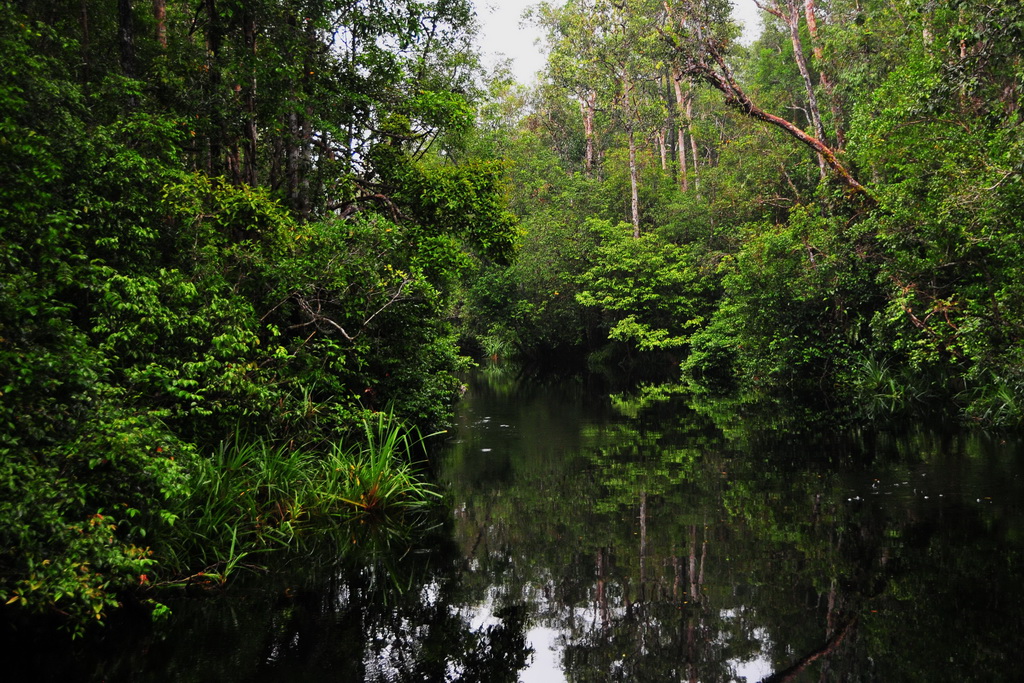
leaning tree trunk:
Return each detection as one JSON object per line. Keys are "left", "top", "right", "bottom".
{"left": 804, "top": 0, "right": 845, "bottom": 148}
{"left": 677, "top": 47, "right": 868, "bottom": 196}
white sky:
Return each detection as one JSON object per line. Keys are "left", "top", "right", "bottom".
{"left": 475, "top": 0, "right": 764, "bottom": 84}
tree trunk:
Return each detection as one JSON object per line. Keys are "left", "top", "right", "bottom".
{"left": 242, "top": 7, "right": 258, "bottom": 186}
{"left": 152, "top": 0, "right": 166, "bottom": 48}
{"left": 596, "top": 547, "right": 609, "bottom": 630}
{"left": 685, "top": 55, "right": 867, "bottom": 195}
{"left": 118, "top": 0, "right": 135, "bottom": 80}
{"left": 754, "top": 0, "right": 827, "bottom": 172}
{"left": 784, "top": 0, "right": 825, "bottom": 141}
{"left": 287, "top": 109, "right": 301, "bottom": 211}
{"left": 80, "top": 0, "right": 90, "bottom": 84}
{"left": 628, "top": 125, "right": 640, "bottom": 237}
{"left": 639, "top": 492, "right": 647, "bottom": 585}
{"left": 672, "top": 69, "right": 688, "bottom": 190}
{"left": 783, "top": 0, "right": 827, "bottom": 174}
{"left": 687, "top": 93, "right": 700, "bottom": 195}
{"left": 204, "top": 0, "right": 223, "bottom": 175}
{"left": 804, "top": 0, "right": 845, "bottom": 148}
{"left": 581, "top": 90, "right": 597, "bottom": 175}
{"left": 761, "top": 617, "right": 857, "bottom": 682}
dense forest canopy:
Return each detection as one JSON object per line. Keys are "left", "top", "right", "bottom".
{"left": 466, "top": 0, "right": 1024, "bottom": 424}
{"left": 0, "top": 0, "right": 513, "bottom": 632}
{"left": 1, "top": 0, "right": 1023, "bottom": 634}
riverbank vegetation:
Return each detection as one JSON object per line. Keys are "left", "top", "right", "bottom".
{"left": 3, "top": 0, "right": 1023, "bottom": 636}
{"left": 0, "top": 0, "right": 510, "bottom": 634}
{"left": 462, "top": 0, "right": 1024, "bottom": 426}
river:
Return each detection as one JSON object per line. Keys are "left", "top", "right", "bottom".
{"left": 24, "top": 365, "right": 1024, "bottom": 681}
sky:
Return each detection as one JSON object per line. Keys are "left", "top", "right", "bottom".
{"left": 474, "top": 0, "right": 764, "bottom": 84}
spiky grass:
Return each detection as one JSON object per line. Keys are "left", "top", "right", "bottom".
{"left": 328, "top": 410, "right": 442, "bottom": 520}
{"left": 160, "top": 411, "right": 440, "bottom": 583}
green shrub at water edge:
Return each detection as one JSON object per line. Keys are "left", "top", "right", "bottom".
{"left": 161, "top": 411, "right": 442, "bottom": 583}
{"left": 329, "top": 410, "right": 443, "bottom": 521}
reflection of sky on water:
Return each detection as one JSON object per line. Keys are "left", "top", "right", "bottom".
{"left": 466, "top": 593, "right": 774, "bottom": 679}
{"left": 438, "top": 370, "right": 1024, "bottom": 681}
{"left": 717, "top": 612, "right": 775, "bottom": 682}
{"left": 30, "top": 371, "right": 1024, "bottom": 681}
{"left": 521, "top": 627, "right": 564, "bottom": 683}
{"left": 467, "top": 590, "right": 567, "bottom": 682}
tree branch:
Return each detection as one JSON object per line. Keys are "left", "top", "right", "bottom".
{"left": 658, "top": 8, "right": 872, "bottom": 199}
{"left": 759, "top": 616, "right": 857, "bottom": 683}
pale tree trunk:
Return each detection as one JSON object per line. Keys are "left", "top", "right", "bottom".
{"left": 757, "top": 0, "right": 827, "bottom": 174}
{"left": 784, "top": 0, "right": 826, "bottom": 144}
{"left": 672, "top": 68, "right": 689, "bottom": 191}
{"left": 287, "top": 109, "right": 302, "bottom": 211}
{"left": 677, "top": 124, "right": 689, "bottom": 189}
{"left": 639, "top": 492, "right": 648, "bottom": 584}
{"left": 659, "top": 73, "right": 671, "bottom": 171}
{"left": 621, "top": 69, "right": 641, "bottom": 237}
{"left": 657, "top": 129, "right": 668, "bottom": 170}
{"left": 804, "top": 0, "right": 844, "bottom": 148}
{"left": 669, "top": 38, "right": 868, "bottom": 195}
{"left": 686, "top": 524, "right": 707, "bottom": 683}
{"left": 581, "top": 90, "right": 597, "bottom": 175}
{"left": 596, "top": 546, "right": 609, "bottom": 630}
{"left": 628, "top": 125, "right": 640, "bottom": 237}
{"left": 687, "top": 93, "right": 700, "bottom": 195}
{"left": 669, "top": 6, "right": 703, "bottom": 195}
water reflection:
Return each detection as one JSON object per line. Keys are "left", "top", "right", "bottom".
{"left": 439, "top": 368, "right": 1024, "bottom": 681}
{"left": 24, "top": 367, "right": 1024, "bottom": 681}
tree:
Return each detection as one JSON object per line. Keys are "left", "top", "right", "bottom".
{"left": 660, "top": 0, "right": 868, "bottom": 196}
{"left": 539, "top": 0, "right": 669, "bottom": 236}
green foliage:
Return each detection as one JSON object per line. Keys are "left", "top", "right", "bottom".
{"left": 0, "top": 395, "right": 190, "bottom": 635}
{"left": 165, "top": 412, "right": 440, "bottom": 580}
{"left": 0, "top": 0, "right": 503, "bottom": 635}
{"left": 401, "top": 159, "right": 519, "bottom": 267}
{"left": 685, "top": 207, "right": 881, "bottom": 395}
{"left": 578, "top": 220, "right": 715, "bottom": 354}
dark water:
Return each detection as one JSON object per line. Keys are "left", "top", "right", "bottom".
{"left": 22, "top": 367, "right": 1024, "bottom": 681}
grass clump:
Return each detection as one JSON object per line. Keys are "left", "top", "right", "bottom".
{"left": 160, "top": 410, "right": 441, "bottom": 585}
{"left": 328, "top": 410, "right": 443, "bottom": 519}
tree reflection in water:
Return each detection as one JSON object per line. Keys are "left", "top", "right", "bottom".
{"left": 24, "top": 368, "right": 1024, "bottom": 681}
{"left": 439, "top": 369, "right": 1024, "bottom": 682}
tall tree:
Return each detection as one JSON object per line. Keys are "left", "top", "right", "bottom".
{"left": 754, "top": 0, "right": 827, "bottom": 174}
{"left": 540, "top": 0, "right": 668, "bottom": 235}
{"left": 661, "top": 0, "right": 868, "bottom": 196}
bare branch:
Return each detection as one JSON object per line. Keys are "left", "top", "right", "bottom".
{"left": 752, "top": 0, "right": 785, "bottom": 20}
{"left": 660, "top": 3, "right": 871, "bottom": 199}
{"left": 361, "top": 278, "right": 413, "bottom": 330}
